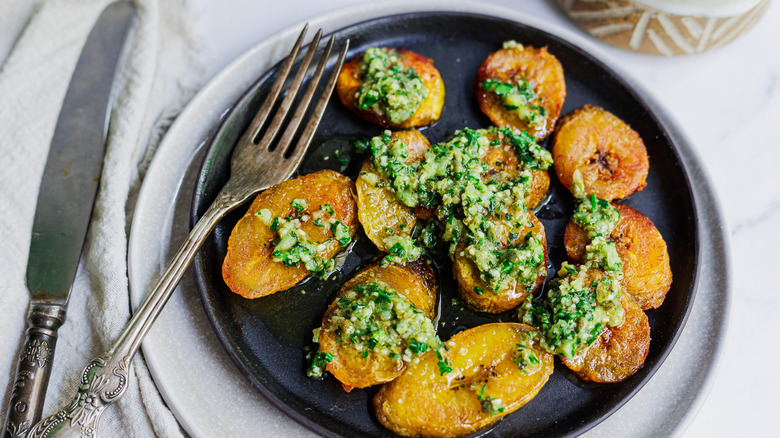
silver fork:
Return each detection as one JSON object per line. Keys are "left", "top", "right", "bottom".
{"left": 28, "top": 25, "right": 349, "bottom": 438}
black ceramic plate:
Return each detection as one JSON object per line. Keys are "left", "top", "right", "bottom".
{"left": 191, "top": 12, "right": 698, "bottom": 438}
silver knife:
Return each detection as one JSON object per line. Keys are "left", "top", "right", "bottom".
{"left": 2, "top": 3, "right": 135, "bottom": 437}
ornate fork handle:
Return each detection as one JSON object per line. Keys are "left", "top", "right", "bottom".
{"left": 28, "top": 26, "right": 348, "bottom": 437}
{"left": 28, "top": 191, "right": 246, "bottom": 438}
{"left": 27, "top": 354, "right": 129, "bottom": 438}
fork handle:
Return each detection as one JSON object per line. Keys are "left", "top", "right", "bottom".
{"left": 27, "top": 193, "right": 236, "bottom": 438}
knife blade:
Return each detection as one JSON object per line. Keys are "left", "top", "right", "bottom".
{"left": 2, "top": 3, "right": 135, "bottom": 437}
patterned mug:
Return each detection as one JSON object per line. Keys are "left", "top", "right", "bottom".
{"left": 556, "top": 0, "right": 769, "bottom": 56}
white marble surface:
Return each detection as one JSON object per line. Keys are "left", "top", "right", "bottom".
{"left": 2, "top": 0, "right": 777, "bottom": 436}
{"left": 186, "top": 1, "right": 780, "bottom": 434}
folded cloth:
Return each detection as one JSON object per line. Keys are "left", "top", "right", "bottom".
{"left": 0, "top": 0, "right": 204, "bottom": 436}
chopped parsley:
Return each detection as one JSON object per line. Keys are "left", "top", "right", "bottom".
{"left": 357, "top": 48, "right": 429, "bottom": 124}
{"left": 482, "top": 78, "right": 546, "bottom": 127}
{"left": 256, "top": 203, "right": 351, "bottom": 278}
{"left": 408, "top": 338, "right": 429, "bottom": 355}
{"left": 291, "top": 198, "right": 307, "bottom": 213}
{"left": 354, "top": 137, "right": 371, "bottom": 154}
{"left": 366, "top": 127, "right": 552, "bottom": 293}
{"left": 513, "top": 334, "right": 542, "bottom": 374}
{"left": 435, "top": 349, "right": 452, "bottom": 376}
{"left": 518, "top": 173, "right": 625, "bottom": 358}
{"left": 330, "top": 221, "right": 351, "bottom": 247}
{"left": 306, "top": 348, "right": 334, "bottom": 379}
{"left": 333, "top": 149, "right": 350, "bottom": 172}
{"left": 382, "top": 234, "right": 423, "bottom": 265}
{"left": 480, "top": 396, "right": 505, "bottom": 416}
{"left": 470, "top": 380, "right": 505, "bottom": 416}
{"left": 326, "top": 281, "right": 444, "bottom": 364}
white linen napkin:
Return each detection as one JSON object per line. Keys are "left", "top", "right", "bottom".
{"left": 0, "top": 0, "right": 205, "bottom": 436}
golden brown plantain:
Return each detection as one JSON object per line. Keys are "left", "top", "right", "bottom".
{"left": 356, "top": 130, "right": 431, "bottom": 251}
{"left": 374, "top": 323, "right": 553, "bottom": 438}
{"left": 221, "top": 170, "right": 358, "bottom": 299}
{"left": 337, "top": 48, "right": 445, "bottom": 129}
{"left": 552, "top": 105, "right": 649, "bottom": 201}
{"left": 318, "top": 260, "right": 437, "bottom": 392}
{"left": 453, "top": 211, "right": 548, "bottom": 313}
{"left": 475, "top": 43, "right": 566, "bottom": 141}
{"left": 561, "top": 292, "right": 650, "bottom": 382}
{"left": 564, "top": 202, "right": 672, "bottom": 310}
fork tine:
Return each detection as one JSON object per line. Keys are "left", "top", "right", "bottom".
{"left": 286, "top": 38, "right": 350, "bottom": 169}
{"left": 239, "top": 24, "right": 309, "bottom": 147}
{"left": 275, "top": 35, "right": 336, "bottom": 157}
{"left": 257, "top": 28, "right": 323, "bottom": 150}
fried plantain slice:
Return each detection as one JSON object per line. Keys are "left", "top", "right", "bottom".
{"left": 560, "top": 292, "right": 650, "bottom": 383}
{"left": 337, "top": 47, "right": 445, "bottom": 129}
{"left": 356, "top": 130, "right": 431, "bottom": 252}
{"left": 564, "top": 202, "right": 672, "bottom": 309}
{"left": 222, "top": 170, "right": 358, "bottom": 299}
{"left": 475, "top": 42, "right": 566, "bottom": 141}
{"left": 453, "top": 211, "right": 548, "bottom": 313}
{"left": 552, "top": 105, "right": 649, "bottom": 201}
{"left": 481, "top": 129, "right": 550, "bottom": 209}
{"left": 318, "top": 260, "right": 437, "bottom": 391}
{"left": 374, "top": 323, "right": 553, "bottom": 438}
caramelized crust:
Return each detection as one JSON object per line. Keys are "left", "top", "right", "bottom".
{"left": 374, "top": 323, "right": 553, "bottom": 438}
{"left": 552, "top": 105, "right": 649, "bottom": 201}
{"left": 475, "top": 44, "right": 566, "bottom": 140}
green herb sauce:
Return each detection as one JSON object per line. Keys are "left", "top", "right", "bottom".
{"left": 513, "top": 333, "right": 542, "bottom": 374}
{"left": 326, "top": 281, "right": 443, "bottom": 364}
{"left": 382, "top": 234, "right": 423, "bottom": 265}
{"left": 574, "top": 194, "right": 623, "bottom": 273}
{"left": 366, "top": 127, "right": 552, "bottom": 293}
{"left": 357, "top": 48, "right": 429, "bottom": 124}
{"left": 306, "top": 347, "right": 333, "bottom": 379}
{"left": 518, "top": 263, "right": 623, "bottom": 357}
{"left": 480, "top": 396, "right": 505, "bottom": 416}
{"left": 468, "top": 381, "right": 505, "bottom": 416}
{"left": 256, "top": 202, "right": 351, "bottom": 278}
{"left": 518, "top": 173, "right": 625, "bottom": 358}
{"left": 482, "top": 78, "right": 547, "bottom": 127}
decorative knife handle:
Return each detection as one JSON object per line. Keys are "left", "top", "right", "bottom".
{"left": 3, "top": 304, "right": 65, "bottom": 438}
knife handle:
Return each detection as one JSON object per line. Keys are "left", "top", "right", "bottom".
{"left": 2, "top": 304, "right": 65, "bottom": 438}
